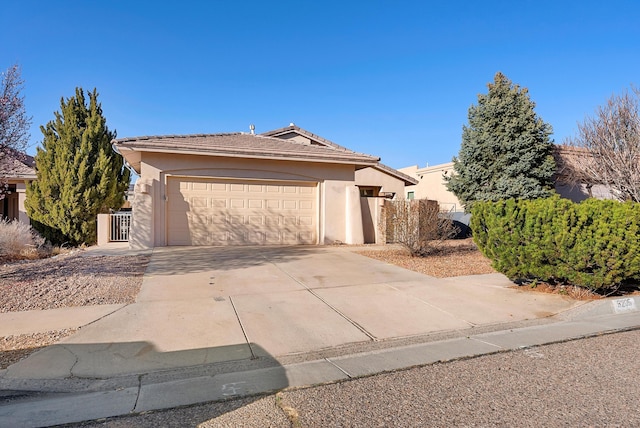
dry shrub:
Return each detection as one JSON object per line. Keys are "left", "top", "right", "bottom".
{"left": 0, "top": 220, "right": 49, "bottom": 262}
{"left": 382, "top": 199, "right": 459, "bottom": 257}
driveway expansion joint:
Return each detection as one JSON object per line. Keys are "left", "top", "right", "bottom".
{"left": 229, "top": 296, "right": 257, "bottom": 359}
{"left": 264, "top": 256, "right": 378, "bottom": 341}
{"left": 81, "top": 303, "right": 130, "bottom": 329}
{"left": 324, "top": 358, "right": 353, "bottom": 378}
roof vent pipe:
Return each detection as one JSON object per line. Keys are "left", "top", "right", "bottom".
{"left": 249, "top": 124, "right": 255, "bottom": 135}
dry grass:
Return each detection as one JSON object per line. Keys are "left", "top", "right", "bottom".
{"left": 518, "top": 282, "right": 602, "bottom": 300}
{"left": 0, "top": 220, "right": 49, "bottom": 262}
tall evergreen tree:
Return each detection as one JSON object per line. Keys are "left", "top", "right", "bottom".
{"left": 446, "top": 72, "right": 556, "bottom": 211}
{"left": 25, "top": 88, "right": 130, "bottom": 245}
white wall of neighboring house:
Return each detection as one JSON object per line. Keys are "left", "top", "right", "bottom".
{"left": 399, "top": 162, "right": 464, "bottom": 213}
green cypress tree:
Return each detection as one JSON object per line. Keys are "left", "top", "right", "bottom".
{"left": 25, "top": 88, "right": 130, "bottom": 245}
{"left": 446, "top": 72, "right": 556, "bottom": 211}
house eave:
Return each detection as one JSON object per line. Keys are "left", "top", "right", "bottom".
{"left": 114, "top": 144, "right": 379, "bottom": 173}
{"left": 371, "top": 163, "right": 419, "bottom": 186}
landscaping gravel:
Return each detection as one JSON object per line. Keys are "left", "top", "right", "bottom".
{"left": 355, "top": 239, "right": 497, "bottom": 278}
{"left": 0, "top": 252, "right": 149, "bottom": 312}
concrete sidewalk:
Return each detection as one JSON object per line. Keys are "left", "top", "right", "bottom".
{"left": 0, "top": 305, "right": 125, "bottom": 336}
{"left": 1, "top": 245, "right": 638, "bottom": 427}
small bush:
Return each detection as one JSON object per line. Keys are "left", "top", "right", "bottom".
{"left": 382, "top": 199, "right": 459, "bottom": 256}
{"left": 0, "top": 220, "right": 49, "bottom": 262}
{"left": 471, "top": 196, "right": 640, "bottom": 290}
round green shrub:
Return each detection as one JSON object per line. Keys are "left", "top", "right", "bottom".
{"left": 471, "top": 196, "right": 640, "bottom": 290}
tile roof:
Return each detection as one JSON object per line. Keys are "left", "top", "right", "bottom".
{"left": 262, "top": 125, "right": 417, "bottom": 185}
{"left": 261, "top": 125, "right": 351, "bottom": 151}
{"left": 0, "top": 149, "right": 36, "bottom": 179}
{"left": 113, "top": 132, "right": 380, "bottom": 167}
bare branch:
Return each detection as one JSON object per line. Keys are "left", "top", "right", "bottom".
{"left": 0, "top": 64, "right": 32, "bottom": 199}
{"left": 381, "top": 199, "right": 459, "bottom": 256}
{"left": 563, "top": 87, "right": 640, "bottom": 202}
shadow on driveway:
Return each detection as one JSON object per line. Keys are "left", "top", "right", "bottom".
{"left": 145, "top": 245, "right": 322, "bottom": 275}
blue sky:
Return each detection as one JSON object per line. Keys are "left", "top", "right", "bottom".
{"left": 3, "top": 0, "right": 639, "bottom": 169}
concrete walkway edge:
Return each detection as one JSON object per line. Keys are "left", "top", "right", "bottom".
{"left": 2, "top": 297, "right": 639, "bottom": 428}
{"left": 0, "top": 305, "right": 127, "bottom": 336}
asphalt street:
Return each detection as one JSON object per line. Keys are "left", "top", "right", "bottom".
{"left": 70, "top": 328, "right": 640, "bottom": 427}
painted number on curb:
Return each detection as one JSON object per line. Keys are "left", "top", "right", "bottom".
{"left": 222, "top": 381, "right": 247, "bottom": 396}
{"left": 612, "top": 298, "right": 637, "bottom": 314}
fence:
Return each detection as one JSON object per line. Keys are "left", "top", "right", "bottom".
{"left": 109, "top": 212, "right": 132, "bottom": 242}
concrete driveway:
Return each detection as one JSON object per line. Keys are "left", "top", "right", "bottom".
{"left": 4, "top": 246, "right": 582, "bottom": 381}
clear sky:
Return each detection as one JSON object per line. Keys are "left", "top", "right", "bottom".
{"left": 2, "top": 0, "right": 639, "bottom": 170}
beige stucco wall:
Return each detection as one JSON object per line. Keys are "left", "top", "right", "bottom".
{"left": 400, "top": 162, "right": 463, "bottom": 212}
{"left": 130, "top": 152, "right": 366, "bottom": 248}
{"left": 96, "top": 213, "right": 109, "bottom": 246}
{"left": 354, "top": 167, "right": 406, "bottom": 198}
{"left": 354, "top": 166, "right": 409, "bottom": 244}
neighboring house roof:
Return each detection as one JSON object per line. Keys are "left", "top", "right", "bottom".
{"left": 414, "top": 162, "right": 454, "bottom": 175}
{"left": 0, "top": 149, "right": 36, "bottom": 179}
{"left": 552, "top": 144, "right": 613, "bottom": 187}
{"left": 113, "top": 132, "right": 380, "bottom": 174}
{"left": 262, "top": 124, "right": 417, "bottom": 185}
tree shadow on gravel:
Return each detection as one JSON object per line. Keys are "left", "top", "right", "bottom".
{"left": 0, "top": 254, "right": 151, "bottom": 282}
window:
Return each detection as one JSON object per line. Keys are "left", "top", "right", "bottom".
{"left": 407, "top": 191, "right": 415, "bottom": 200}
{"left": 359, "top": 186, "right": 380, "bottom": 197}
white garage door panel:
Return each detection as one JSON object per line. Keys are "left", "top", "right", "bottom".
{"left": 167, "top": 177, "right": 317, "bottom": 246}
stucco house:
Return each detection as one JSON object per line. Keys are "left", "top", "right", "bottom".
{"left": 552, "top": 145, "right": 615, "bottom": 201}
{"left": 0, "top": 150, "right": 36, "bottom": 224}
{"left": 399, "top": 162, "right": 464, "bottom": 212}
{"left": 113, "top": 124, "right": 416, "bottom": 248}
{"left": 400, "top": 146, "right": 617, "bottom": 216}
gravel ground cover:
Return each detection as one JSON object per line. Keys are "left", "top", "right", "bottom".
{"left": 0, "top": 253, "right": 149, "bottom": 312}
{"left": 0, "top": 251, "right": 149, "bottom": 369}
{"left": 71, "top": 329, "right": 640, "bottom": 427}
{"left": 355, "top": 239, "right": 496, "bottom": 278}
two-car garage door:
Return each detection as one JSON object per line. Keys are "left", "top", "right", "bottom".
{"left": 167, "top": 177, "right": 317, "bottom": 246}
